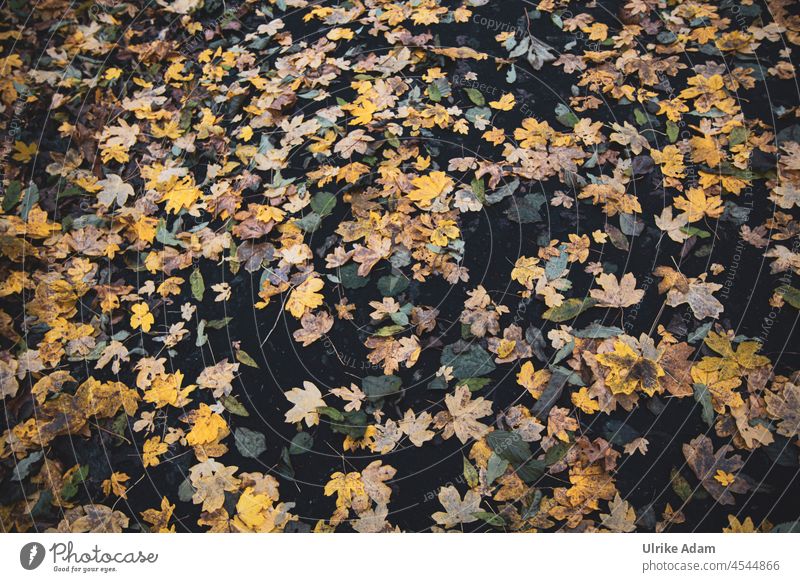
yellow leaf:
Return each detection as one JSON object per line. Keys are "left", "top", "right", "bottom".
{"left": 714, "top": 469, "right": 736, "bottom": 487}
{"left": 690, "top": 135, "right": 722, "bottom": 167}
{"left": 102, "top": 472, "right": 130, "bottom": 499}
{"left": 284, "top": 380, "right": 326, "bottom": 427}
{"left": 571, "top": 387, "right": 600, "bottom": 414}
{"left": 130, "top": 302, "right": 154, "bottom": 332}
{"left": 516, "top": 361, "right": 550, "bottom": 398}
{"left": 407, "top": 171, "right": 454, "bottom": 204}
{"left": 285, "top": 276, "right": 324, "bottom": 319}
{"left": 324, "top": 471, "right": 365, "bottom": 509}
{"left": 142, "top": 436, "right": 168, "bottom": 468}
{"left": 12, "top": 141, "right": 38, "bottom": 162}
{"left": 489, "top": 93, "right": 516, "bottom": 111}
{"left": 674, "top": 187, "right": 724, "bottom": 223}
{"left": 185, "top": 403, "right": 229, "bottom": 446}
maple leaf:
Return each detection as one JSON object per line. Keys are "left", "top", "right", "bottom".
{"left": 609, "top": 121, "right": 649, "bottom": 154}
{"left": 665, "top": 278, "right": 723, "bottom": 320}
{"left": 285, "top": 276, "right": 324, "bottom": 319}
{"left": 232, "top": 486, "right": 296, "bottom": 533}
{"left": 142, "top": 436, "right": 168, "bottom": 468}
{"left": 565, "top": 463, "right": 616, "bottom": 509}
{"left": 159, "top": 175, "right": 202, "bottom": 214}
{"left": 623, "top": 437, "right": 649, "bottom": 456}
{"left": 140, "top": 497, "right": 176, "bottom": 533}
{"left": 682, "top": 435, "right": 751, "bottom": 505}
{"left": 130, "top": 302, "right": 154, "bottom": 332}
{"left": 434, "top": 384, "right": 493, "bottom": 444}
{"left": 697, "top": 332, "right": 769, "bottom": 379}
{"left": 596, "top": 340, "right": 665, "bottom": 396}
{"left": 516, "top": 360, "right": 551, "bottom": 399}
{"left": 431, "top": 486, "right": 481, "bottom": 528}
{"left": 690, "top": 367, "right": 743, "bottom": 413}
{"left": 333, "top": 129, "right": 374, "bottom": 159}
{"left": 102, "top": 472, "right": 130, "bottom": 499}
{"left": 284, "top": 381, "right": 326, "bottom": 427}
{"left": 674, "top": 187, "right": 724, "bottom": 223}
{"left": 12, "top": 140, "right": 37, "bottom": 162}
{"left": 571, "top": 387, "right": 600, "bottom": 414}
{"left": 293, "top": 310, "right": 333, "bottom": 346}
{"left": 324, "top": 471, "right": 366, "bottom": 510}
{"left": 97, "top": 174, "right": 134, "bottom": 208}
{"left": 547, "top": 406, "right": 579, "bottom": 441}
{"left": 764, "top": 382, "right": 800, "bottom": 438}
{"left": 659, "top": 341, "right": 695, "bottom": 397}
{"left": 185, "top": 403, "right": 229, "bottom": 446}
{"left": 95, "top": 341, "right": 130, "bottom": 375}
{"left": 189, "top": 460, "right": 241, "bottom": 512}
{"left": 489, "top": 93, "right": 516, "bottom": 111}
{"left": 723, "top": 515, "right": 759, "bottom": 533}
{"left": 196, "top": 360, "right": 239, "bottom": 398}
{"left": 361, "top": 461, "right": 396, "bottom": 506}
{"left": 690, "top": 135, "right": 722, "bottom": 167}
{"left": 407, "top": 171, "right": 454, "bottom": 205}
{"left": 510, "top": 256, "right": 543, "bottom": 288}
{"left": 49, "top": 505, "right": 129, "bottom": 533}
{"left": 329, "top": 383, "right": 365, "bottom": 412}
{"left": 654, "top": 206, "right": 690, "bottom": 243}
{"left": 399, "top": 409, "right": 435, "bottom": 446}
{"left": 590, "top": 272, "right": 645, "bottom": 308}
{"left": 600, "top": 494, "right": 637, "bottom": 532}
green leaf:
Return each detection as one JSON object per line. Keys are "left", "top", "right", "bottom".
{"left": 693, "top": 383, "right": 715, "bottom": 428}
{"left": 60, "top": 465, "right": 89, "bottom": 501}
{"left": 2, "top": 180, "right": 22, "bottom": 211}
{"left": 221, "top": 395, "right": 249, "bottom": 417}
{"left": 206, "top": 317, "right": 232, "bottom": 329}
{"left": 544, "top": 440, "right": 571, "bottom": 466}
{"left": 471, "top": 178, "right": 486, "bottom": 204}
{"left": 362, "top": 375, "right": 402, "bottom": 401}
{"left": 289, "top": 432, "right": 314, "bottom": 455}
{"left": 330, "top": 410, "right": 368, "bottom": 438}
{"left": 463, "top": 456, "right": 479, "bottom": 488}
{"left": 542, "top": 298, "right": 597, "bottom": 322}
{"left": 472, "top": 511, "right": 505, "bottom": 527}
{"left": 777, "top": 285, "right": 800, "bottom": 309}
{"left": 460, "top": 377, "right": 491, "bottom": 392}
{"left": 487, "top": 453, "right": 509, "bottom": 485}
{"left": 670, "top": 468, "right": 693, "bottom": 502}
{"left": 377, "top": 274, "right": 409, "bottom": 297}
{"left": 486, "top": 431, "right": 531, "bottom": 464}
{"left": 771, "top": 521, "right": 800, "bottom": 533}
{"left": 338, "top": 263, "right": 369, "bottom": 289}
{"left": 295, "top": 212, "right": 322, "bottom": 232}
{"left": 680, "top": 226, "right": 711, "bottom": 239}
{"left": 11, "top": 451, "right": 43, "bottom": 482}
{"left": 428, "top": 82, "right": 442, "bottom": 102}
{"left": 506, "top": 192, "right": 545, "bottom": 223}
{"left": 441, "top": 344, "right": 496, "bottom": 379}
{"left": 729, "top": 126, "right": 748, "bottom": 146}
{"left": 234, "top": 427, "right": 267, "bottom": 459}
{"left": 235, "top": 349, "right": 259, "bottom": 368}
{"left": 464, "top": 88, "right": 485, "bottom": 106}
{"left": 317, "top": 406, "right": 345, "bottom": 422}
{"left": 310, "top": 191, "right": 337, "bottom": 216}
{"left": 666, "top": 120, "right": 679, "bottom": 143}
{"left": 374, "top": 324, "right": 404, "bottom": 337}
{"left": 190, "top": 268, "right": 205, "bottom": 301}
{"left": 554, "top": 103, "right": 579, "bottom": 128}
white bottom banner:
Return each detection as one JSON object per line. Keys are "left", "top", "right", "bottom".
{"left": 2, "top": 533, "right": 797, "bottom": 581}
